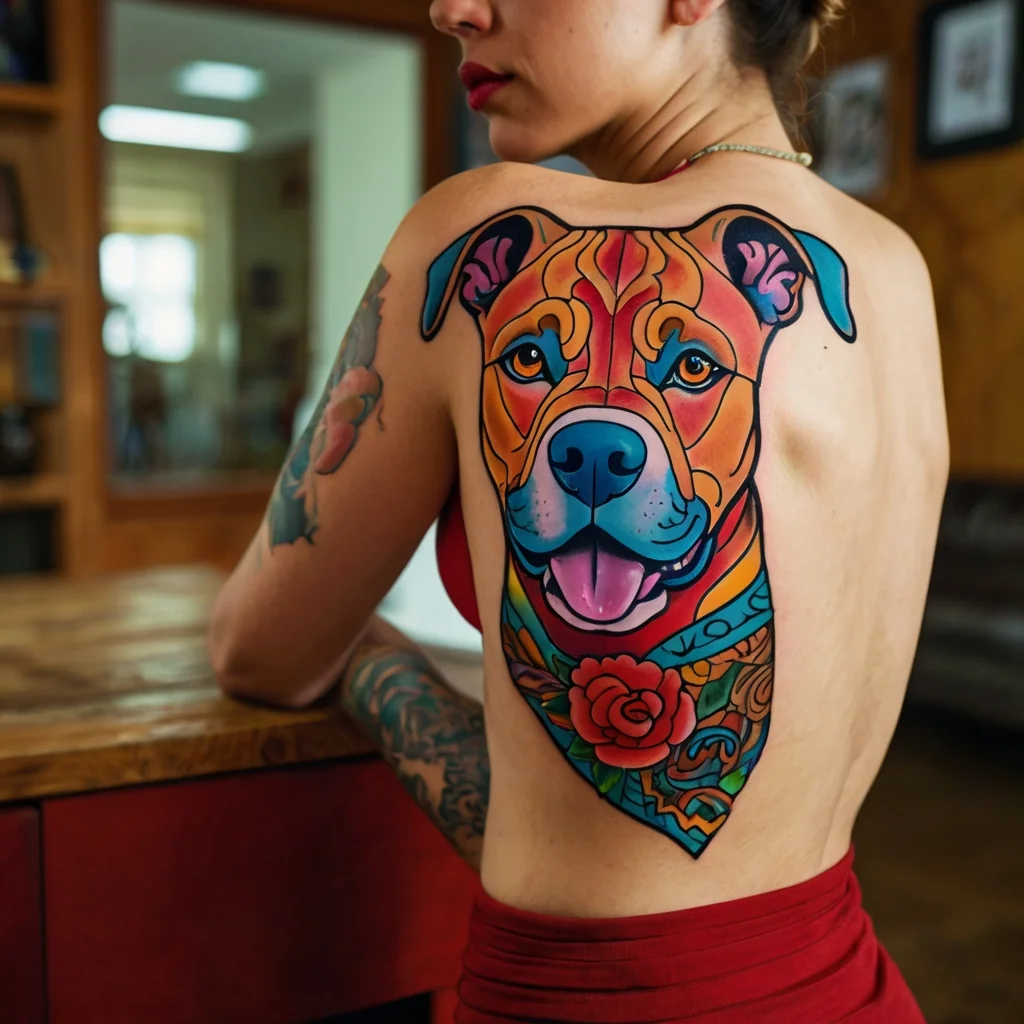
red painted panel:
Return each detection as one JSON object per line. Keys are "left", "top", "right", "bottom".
{"left": 432, "top": 988, "right": 459, "bottom": 1024}
{"left": 0, "top": 806, "right": 45, "bottom": 1024}
{"left": 44, "top": 759, "right": 475, "bottom": 1024}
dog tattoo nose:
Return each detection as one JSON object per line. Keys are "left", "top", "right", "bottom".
{"left": 548, "top": 421, "right": 647, "bottom": 508}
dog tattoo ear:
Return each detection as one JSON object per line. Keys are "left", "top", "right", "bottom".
{"left": 421, "top": 207, "right": 570, "bottom": 340}
{"left": 720, "top": 214, "right": 809, "bottom": 328}
{"left": 695, "top": 208, "right": 857, "bottom": 342}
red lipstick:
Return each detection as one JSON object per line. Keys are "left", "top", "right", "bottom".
{"left": 458, "top": 61, "right": 513, "bottom": 112}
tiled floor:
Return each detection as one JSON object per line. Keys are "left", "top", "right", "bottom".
{"left": 854, "top": 705, "right": 1024, "bottom": 1024}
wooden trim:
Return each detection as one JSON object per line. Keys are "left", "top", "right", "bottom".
{"left": 107, "top": 478, "right": 274, "bottom": 519}
{"left": 422, "top": 33, "right": 460, "bottom": 190}
{"left": 0, "top": 82, "right": 64, "bottom": 116}
{"left": 0, "top": 473, "right": 68, "bottom": 509}
{"left": 57, "top": 0, "right": 109, "bottom": 575}
{"left": 173, "top": 0, "right": 432, "bottom": 31}
{"left": 0, "top": 280, "right": 70, "bottom": 306}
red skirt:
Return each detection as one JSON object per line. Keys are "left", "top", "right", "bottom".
{"left": 456, "top": 847, "right": 924, "bottom": 1023}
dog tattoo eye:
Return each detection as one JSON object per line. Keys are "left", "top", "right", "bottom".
{"left": 670, "top": 350, "right": 721, "bottom": 391}
{"left": 502, "top": 343, "right": 551, "bottom": 384}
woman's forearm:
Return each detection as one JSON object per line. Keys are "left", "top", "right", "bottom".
{"left": 341, "top": 621, "right": 489, "bottom": 871}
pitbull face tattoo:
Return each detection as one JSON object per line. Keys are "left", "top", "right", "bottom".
{"left": 422, "top": 207, "right": 856, "bottom": 858}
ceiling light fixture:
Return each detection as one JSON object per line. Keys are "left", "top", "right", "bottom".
{"left": 99, "top": 105, "right": 253, "bottom": 153}
{"left": 174, "top": 61, "right": 265, "bottom": 102}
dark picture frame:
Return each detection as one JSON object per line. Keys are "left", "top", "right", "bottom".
{"left": 0, "top": 0, "right": 49, "bottom": 84}
{"left": 917, "top": 0, "right": 1024, "bottom": 159}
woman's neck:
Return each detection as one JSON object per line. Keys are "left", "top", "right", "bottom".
{"left": 570, "top": 66, "right": 794, "bottom": 184}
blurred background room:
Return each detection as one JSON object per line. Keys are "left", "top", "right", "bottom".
{"left": 0, "top": 1, "right": 1020, "bottom": 1022}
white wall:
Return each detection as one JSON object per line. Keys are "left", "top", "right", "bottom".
{"left": 309, "top": 37, "right": 482, "bottom": 656}
{"left": 311, "top": 37, "right": 420, "bottom": 392}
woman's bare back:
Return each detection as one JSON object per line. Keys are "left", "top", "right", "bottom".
{"left": 432, "top": 159, "right": 948, "bottom": 916}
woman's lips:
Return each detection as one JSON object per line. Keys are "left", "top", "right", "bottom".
{"left": 458, "top": 61, "right": 513, "bottom": 112}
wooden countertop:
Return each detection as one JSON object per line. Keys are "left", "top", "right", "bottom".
{"left": 0, "top": 566, "right": 375, "bottom": 804}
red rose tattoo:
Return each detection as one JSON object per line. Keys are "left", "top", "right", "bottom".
{"left": 569, "top": 656, "right": 697, "bottom": 770}
{"left": 268, "top": 263, "right": 388, "bottom": 547}
{"left": 311, "top": 366, "right": 383, "bottom": 475}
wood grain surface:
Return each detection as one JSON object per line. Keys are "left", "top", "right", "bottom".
{"left": 0, "top": 566, "right": 374, "bottom": 803}
{"left": 819, "top": 1, "right": 1024, "bottom": 478}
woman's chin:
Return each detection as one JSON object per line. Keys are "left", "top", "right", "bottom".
{"left": 486, "top": 119, "right": 566, "bottom": 166}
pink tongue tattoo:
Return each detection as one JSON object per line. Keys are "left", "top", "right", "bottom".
{"left": 549, "top": 543, "right": 660, "bottom": 623}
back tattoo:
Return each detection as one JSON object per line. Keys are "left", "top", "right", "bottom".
{"left": 421, "top": 205, "right": 856, "bottom": 857}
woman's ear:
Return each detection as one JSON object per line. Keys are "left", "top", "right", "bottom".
{"left": 669, "top": 0, "right": 728, "bottom": 28}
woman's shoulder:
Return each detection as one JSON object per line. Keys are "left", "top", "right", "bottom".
{"left": 814, "top": 180, "right": 933, "bottom": 299}
{"left": 398, "top": 162, "right": 597, "bottom": 245}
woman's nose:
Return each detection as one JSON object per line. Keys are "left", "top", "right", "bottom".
{"left": 429, "top": 0, "right": 494, "bottom": 38}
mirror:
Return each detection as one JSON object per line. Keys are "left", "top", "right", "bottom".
{"left": 102, "top": 0, "right": 422, "bottom": 487}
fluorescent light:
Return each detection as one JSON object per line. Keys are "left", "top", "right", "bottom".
{"left": 99, "top": 105, "right": 252, "bottom": 153}
{"left": 174, "top": 61, "right": 265, "bottom": 102}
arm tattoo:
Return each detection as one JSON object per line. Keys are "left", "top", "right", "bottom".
{"left": 267, "top": 263, "right": 389, "bottom": 549}
{"left": 342, "top": 647, "right": 489, "bottom": 870}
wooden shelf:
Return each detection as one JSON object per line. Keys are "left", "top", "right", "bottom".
{"left": 0, "top": 472, "right": 67, "bottom": 508}
{"left": 0, "top": 280, "right": 70, "bottom": 306}
{"left": 0, "top": 82, "right": 64, "bottom": 117}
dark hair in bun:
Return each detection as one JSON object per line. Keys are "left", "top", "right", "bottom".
{"left": 727, "top": 0, "right": 847, "bottom": 135}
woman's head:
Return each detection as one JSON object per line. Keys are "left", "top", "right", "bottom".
{"left": 429, "top": 0, "right": 845, "bottom": 169}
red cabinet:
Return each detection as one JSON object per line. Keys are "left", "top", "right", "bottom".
{"left": 0, "top": 806, "right": 45, "bottom": 1024}
{"left": 42, "top": 760, "right": 475, "bottom": 1024}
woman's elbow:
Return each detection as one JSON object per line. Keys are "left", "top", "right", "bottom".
{"left": 207, "top": 591, "right": 306, "bottom": 708}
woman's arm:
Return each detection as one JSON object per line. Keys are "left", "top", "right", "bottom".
{"left": 340, "top": 616, "right": 489, "bottom": 871}
{"left": 207, "top": 187, "right": 465, "bottom": 708}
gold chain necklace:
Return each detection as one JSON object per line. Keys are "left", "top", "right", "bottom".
{"left": 663, "top": 143, "right": 813, "bottom": 180}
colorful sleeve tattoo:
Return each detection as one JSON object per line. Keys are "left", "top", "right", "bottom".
{"left": 420, "top": 206, "right": 856, "bottom": 858}
{"left": 342, "top": 647, "right": 490, "bottom": 870}
{"left": 267, "top": 263, "right": 389, "bottom": 549}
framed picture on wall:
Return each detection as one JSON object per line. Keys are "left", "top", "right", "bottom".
{"left": 917, "top": 0, "right": 1024, "bottom": 159}
{"left": 816, "top": 57, "right": 892, "bottom": 197}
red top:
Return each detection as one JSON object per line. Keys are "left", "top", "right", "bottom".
{"left": 436, "top": 484, "right": 481, "bottom": 632}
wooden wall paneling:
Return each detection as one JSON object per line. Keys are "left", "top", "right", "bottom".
{"left": 102, "top": 507, "right": 266, "bottom": 571}
{"left": 43, "top": 760, "right": 476, "bottom": 1024}
{"left": 59, "top": 0, "right": 109, "bottom": 574}
{"left": 820, "top": 0, "right": 1024, "bottom": 478}
{"left": 0, "top": 805, "right": 46, "bottom": 1024}
{"left": 422, "top": 33, "right": 461, "bottom": 190}
{"left": 0, "top": 114, "right": 68, "bottom": 282}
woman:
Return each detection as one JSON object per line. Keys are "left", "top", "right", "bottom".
{"left": 210, "top": 1, "right": 947, "bottom": 1019}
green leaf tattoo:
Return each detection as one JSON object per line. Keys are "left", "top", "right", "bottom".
{"left": 592, "top": 762, "right": 623, "bottom": 795}
{"left": 342, "top": 648, "right": 490, "bottom": 870}
{"left": 567, "top": 735, "right": 598, "bottom": 762}
{"left": 267, "top": 263, "right": 389, "bottom": 548}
